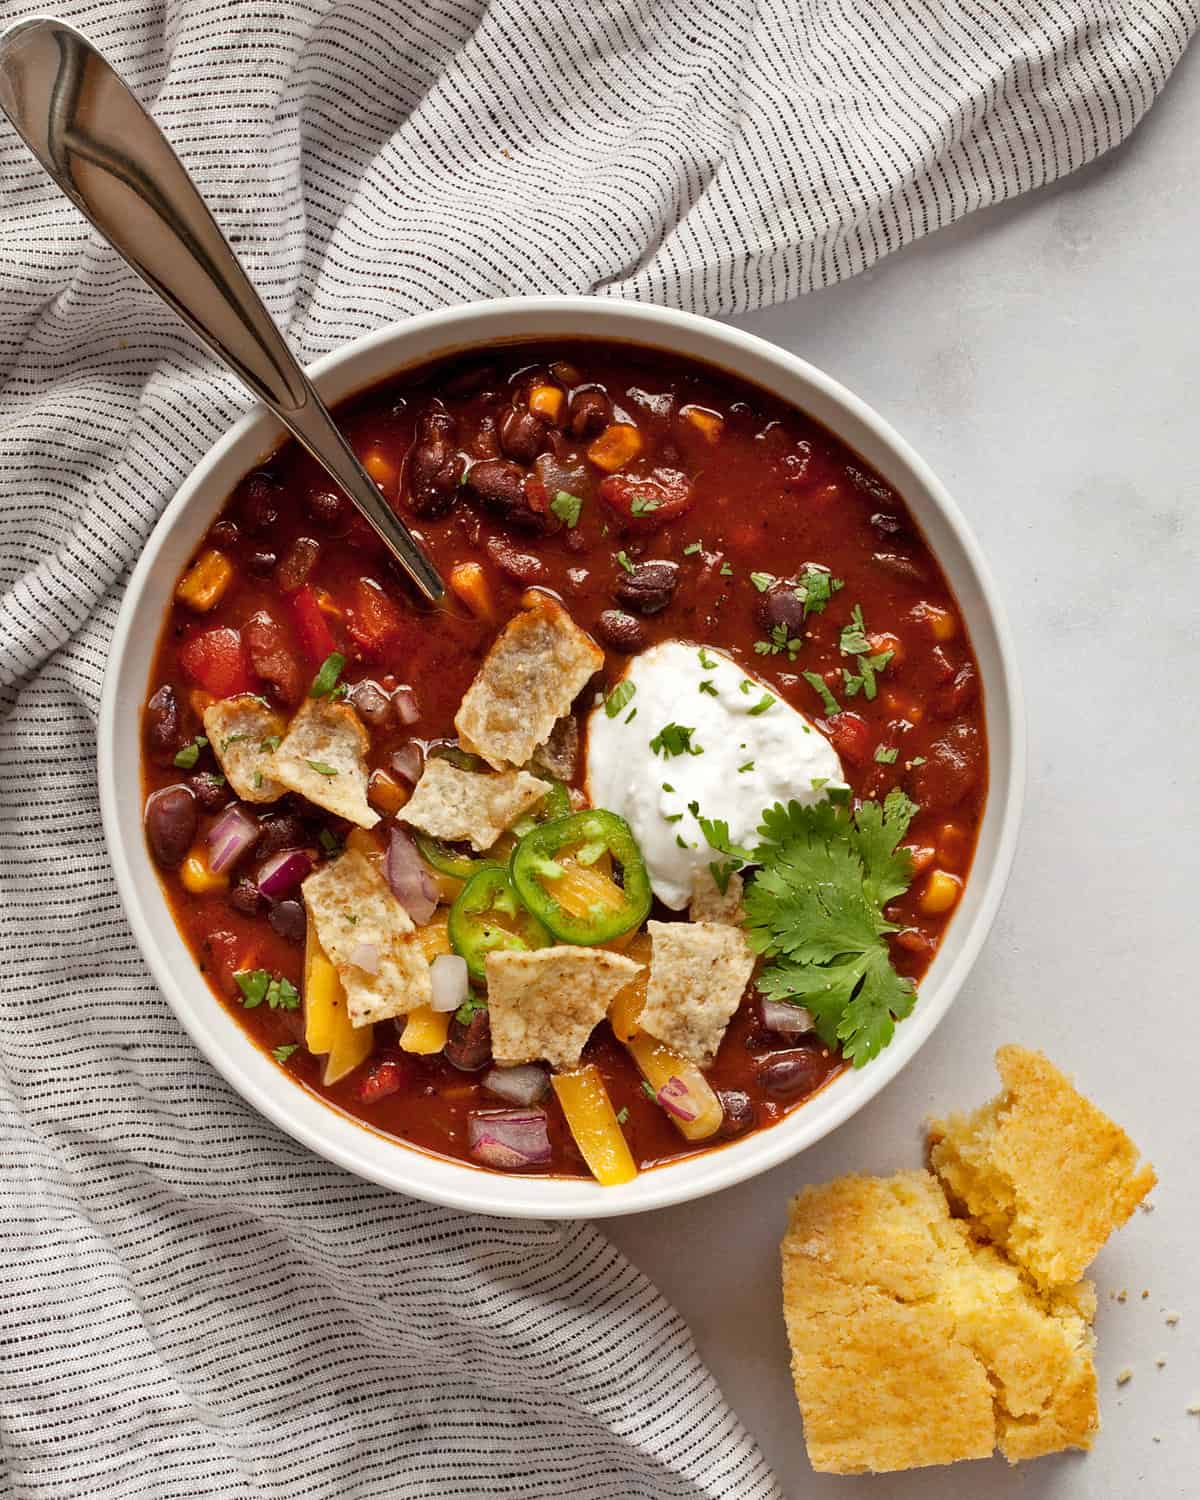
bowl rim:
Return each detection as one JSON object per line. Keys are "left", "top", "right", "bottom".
{"left": 98, "top": 295, "right": 1025, "bottom": 1219}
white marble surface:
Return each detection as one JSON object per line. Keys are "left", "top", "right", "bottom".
{"left": 605, "top": 44, "right": 1200, "bottom": 1500}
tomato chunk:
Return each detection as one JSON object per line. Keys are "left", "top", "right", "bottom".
{"left": 289, "top": 584, "right": 337, "bottom": 666}
{"left": 347, "top": 577, "right": 403, "bottom": 655}
{"left": 826, "top": 711, "right": 871, "bottom": 768}
{"left": 598, "top": 469, "right": 693, "bottom": 530}
{"left": 178, "top": 626, "right": 253, "bottom": 698}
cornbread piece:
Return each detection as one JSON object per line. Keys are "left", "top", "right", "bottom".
{"left": 272, "top": 697, "right": 378, "bottom": 829}
{"left": 455, "top": 590, "right": 603, "bottom": 769}
{"left": 638, "top": 920, "right": 755, "bottom": 1066}
{"left": 688, "top": 867, "right": 745, "bottom": 925}
{"left": 781, "top": 1172, "right": 1098, "bottom": 1474}
{"left": 929, "top": 1046, "right": 1156, "bottom": 1290}
{"left": 202, "top": 694, "right": 286, "bottom": 802}
{"left": 400, "top": 758, "right": 548, "bottom": 852}
{"left": 302, "top": 849, "right": 431, "bottom": 1026}
{"left": 486, "top": 947, "right": 642, "bottom": 1071}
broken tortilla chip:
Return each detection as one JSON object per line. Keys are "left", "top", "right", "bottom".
{"left": 272, "top": 697, "right": 378, "bottom": 828}
{"left": 202, "top": 694, "right": 286, "bottom": 803}
{"left": 455, "top": 590, "right": 603, "bottom": 770}
{"left": 639, "top": 920, "right": 755, "bottom": 1066}
{"left": 688, "top": 866, "right": 745, "bottom": 926}
{"left": 302, "top": 847, "right": 431, "bottom": 1026}
{"left": 400, "top": 758, "right": 549, "bottom": 852}
{"left": 487, "top": 947, "right": 643, "bottom": 1072}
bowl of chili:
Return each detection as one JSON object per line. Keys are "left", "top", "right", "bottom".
{"left": 98, "top": 297, "right": 1024, "bottom": 1218}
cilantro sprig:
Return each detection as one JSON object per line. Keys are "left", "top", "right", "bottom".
{"left": 236, "top": 969, "right": 301, "bottom": 1011}
{"left": 650, "top": 723, "right": 702, "bottom": 758}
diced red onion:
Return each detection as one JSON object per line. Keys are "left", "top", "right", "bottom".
{"left": 207, "top": 803, "right": 259, "bottom": 874}
{"left": 467, "top": 1108, "right": 551, "bottom": 1170}
{"left": 761, "top": 998, "right": 815, "bottom": 1036}
{"left": 483, "top": 1063, "right": 550, "bottom": 1106}
{"left": 389, "top": 742, "right": 424, "bottom": 786}
{"left": 385, "top": 826, "right": 438, "bottom": 924}
{"left": 256, "top": 847, "right": 313, "bottom": 900}
{"left": 349, "top": 942, "right": 380, "bottom": 974}
{"left": 393, "top": 686, "right": 420, "bottom": 725}
{"left": 347, "top": 678, "right": 392, "bottom": 728}
{"left": 430, "top": 953, "right": 469, "bottom": 1012}
{"left": 657, "top": 1075, "right": 700, "bottom": 1122}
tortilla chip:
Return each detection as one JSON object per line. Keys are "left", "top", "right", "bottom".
{"left": 531, "top": 714, "right": 579, "bottom": 781}
{"left": 639, "top": 920, "right": 755, "bottom": 1065}
{"left": 271, "top": 697, "right": 378, "bottom": 829}
{"left": 202, "top": 695, "right": 287, "bottom": 803}
{"left": 302, "top": 848, "right": 431, "bottom": 1026}
{"left": 487, "top": 947, "right": 643, "bottom": 1071}
{"left": 688, "top": 867, "right": 745, "bottom": 925}
{"left": 400, "top": 758, "right": 548, "bottom": 852}
{"left": 455, "top": 590, "right": 603, "bottom": 770}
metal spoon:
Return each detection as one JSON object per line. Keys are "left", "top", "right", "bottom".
{"left": 0, "top": 16, "right": 445, "bottom": 603}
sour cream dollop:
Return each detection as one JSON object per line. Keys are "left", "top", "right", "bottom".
{"left": 585, "top": 640, "right": 847, "bottom": 909}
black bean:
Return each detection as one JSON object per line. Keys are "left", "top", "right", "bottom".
{"left": 255, "top": 813, "right": 309, "bottom": 859}
{"left": 757, "top": 1049, "right": 830, "bottom": 1101}
{"left": 596, "top": 609, "right": 647, "bottom": 654}
{"left": 145, "top": 785, "right": 197, "bottom": 869}
{"left": 304, "top": 488, "right": 349, "bottom": 531}
{"left": 568, "top": 387, "right": 611, "bottom": 438}
{"left": 444, "top": 1008, "right": 492, "bottom": 1072}
{"left": 144, "top": 684, "right": 180, "bottom": 758}
{"left": 229, "top": 878, "right": 264, "bottom": 916}
{"left": 715, "top": 1090, "right": 757, "bottom": 1140}
{"left": 872, "top": 551, "right": 929, "bottom": 586}
{"left": 465, "top": 458, "right": 545, "bottom": 530}
{"left": 189, "top": 772, "right": 228, "bottom": 812}
{"left": 472, "top": 413, "right": 501, "bottom": 460}
{"left": 440, "top": 361, "right": 496, "bottom": 397}
{"left": 274, "top": 535, "right": 320, "bottom": 592}
{"left": 238, "top": 472, "right": 281, "bottom": 534}
{"left": 208, "top": 519, "right": 239, "bottom": 550}
{"left": 347, "top": 678, "right": 392, "bottom": 728}
{"left": 755, "top": 580, "right": 807, "bottom": 637}
{"left": 499, "top": 406, "right": 548, "bottom": 462}
{"left": 614, "top": 560, "right": 679, "bottom": 616}
{"left": 246, "top": 549, "right": 278, "bottom": 578}
{"left": 268, "top": 899, "right": 307, "bottom": 943}
{"left": 409, "top": 407, "right": 465, "bottom": 518}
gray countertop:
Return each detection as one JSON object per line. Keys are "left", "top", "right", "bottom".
{"left": 606, "top": 41, "right": 1200, "bottom": 1499}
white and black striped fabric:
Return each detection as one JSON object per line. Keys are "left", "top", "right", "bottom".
{"left": 0, "top": 0, "right": 1192, "bottom": 1494}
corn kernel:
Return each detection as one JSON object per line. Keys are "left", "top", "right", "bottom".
{"left": 368, "top": 768, "right": 408, "bottom": 816}
{"left": 937, "top": 822, "right": 968, "bottom": 869}
{"left": 449, "top": 561, "right": 494, "bottom": 622}
{"left": 920, "top": 869, "right": 962, "bottom": 915}
{"left": 869, "top": 630, "right": 904, "bottom": 665}
{"left": 902, "top": 844, "right": 937, "bottom": 876}
{"left": 586, "top": 422, "right": 643, "bottom": 473}
{"left": 528, "top": 384, "right": 565, "bottom": 424}
{"left": 682, "top": 405, "right": 724, "bottom": 442}
{"left": 414, "top": 916, "right": 452, "bottom": 962}
{"left": 175, "top": 549, "right": 234, "bottom": 612}
{"left": 918, "top": 604, "right": 958, "bottom": 642}
{"left": 362, "top": 448, "right": 398, "bottom": 495}
{"left": 180, "top": 850, "right": 228, "bottom": 894}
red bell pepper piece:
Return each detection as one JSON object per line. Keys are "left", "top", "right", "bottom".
{"left": 178, "top": 627, "right": 253, "bottom": 698}
{"left": 346, "top": 577, "right": 403, "bottom": 656}
{"left": 598, "top": 469, "right": 693, "bottom": 530}
{"left": 289, "top": 585, "right": 337, "bottom": 666}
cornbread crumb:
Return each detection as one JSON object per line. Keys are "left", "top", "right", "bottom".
{"left": 928, "top": 1047, "right": 1156, "bottom": 1290}
{"left": 780, "top": 1172, "right": 1098, "bottom": 1474}
{"left": 1117, "top": 1289, "right": 1128, "bottom": 1303}
{"left": 1155, "top": 1356, "right": 1167, "bottom": 1368}
{"left": 1186, "top": 1402, "right": 1200, "bottom": 1415}
{"left": 1116, "top": 1367, "right": 1133, "bottom": 1386}
{"left": 1165, "top": 1311, "right": 1180, "bottom": 1326}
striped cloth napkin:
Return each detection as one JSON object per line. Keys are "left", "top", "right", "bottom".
{"left": 0, "top": 1, "right": 1191, "bottom": 1495}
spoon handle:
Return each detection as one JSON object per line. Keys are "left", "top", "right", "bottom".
{"left": 0, "top": 16, "right": 444, "bottom": 603}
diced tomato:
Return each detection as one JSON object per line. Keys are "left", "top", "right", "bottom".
{"left": 347, "top": 577, "right": 403, "bottom": 655}
{"left": 598, "top": 468, "right": 693, "bottom": 530}
{"left": 356, "top": 1052, "right": 413, "bottom": 1104}
{"left": 204, "top": 929, "right": 245, "bottom": 997}
{"left": 178, "top": 626, "right": 253, "bottom": 698}
{"left": 523, "top": 474, "right": 550, "bottom": 516}
{"left": 290, "top": 585, "right": 337, "bottom": 666}
{"left": 826, "top": 711, "right": 872, "bottom": 768}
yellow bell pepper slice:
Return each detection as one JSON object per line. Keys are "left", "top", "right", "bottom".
{"left": 552, "top": 1065, "right": 637, "bottom": 1186}
{"left": 624, "top": 1032, "right": 724, "bottom": 1142}
{"left": 303, "top": 927, "right": 372, "bottom": 1085}
{"left": 400, "top": 1004, "right": 452, "bottom": 1054}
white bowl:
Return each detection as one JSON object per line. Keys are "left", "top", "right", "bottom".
{"left": 98, "top": 297, "right": 1024, "bottom": 1219}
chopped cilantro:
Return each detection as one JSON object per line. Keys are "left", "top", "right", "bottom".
{"left": 750, "top": 571, "right": 774, "bottom": 592}
{"left": 683, "top": 541, "right": 703, "bottom": 556}
{"left": 746, "top": 789, "right": 920, "bottom": 1067}
{"left": 908, "top": 756, "right": 927, "bottom": 767}
{"left": 811, "top": 776, "right": 829, "bottom": 791}
{"left": 839, "top": 605, "right": 873, "bottom": 657}
{"left": 318, "top": 829, "right": 342, "bottom": 856}
{"left": 551, "top": 490, "right": 583, "bottom": 527}
{"left": 754, "top": 622, "right": 803, "bottom": 660}
{"left": 663, "top": 812, "right": 684, "bottom": 823}
{"left": 625, "top": 707, "right": 637, "bottom": 723}
{"left": 697, "top": 647, "right": 718, "bottom": 669}
{"left": 698, "top": 679, "right": 718, "bottom": 697}
{"left": 605, "top": 680, "right": 636, "bottom": 718}
{"left": 306, "top": 760, "right": 339, "bottom": 777}
{"left": 253, "top": 771, "right": 264, "bottom": 789}
{"left": 235, "top": 969, "right": 300, "bottom": 1012}
{"left": 875, "top": 745, "right": 899, "bottom": 764}
{"left": 172, "top": 735, "right": 207, "bottom": 770}
{"left": 629, "top": 494, "right": 662, "bottom": 516}
{"left": 662, "top": 782, "right": 675, "bottom": 793}
{"left": 221, "top": 733, "right": 251, "bottom": 750}
{"left": 794, "top": 564, "right": 843, "bottom": 619}
{"left": 842, "top": 650, "right": 893, "bottom": 702}
{"left": 675, "top": 833, "right": 689, "bottom": 849}
{"left": 738, "top": 760, "right": 755, "bottom": 773}
{"left": 616, "top": 550, "right": 635, "bottom": 574}
{"left": 747, "top": 693, "right": 775, "bottom": 716}
{"left": 616, "top": 1106, "right": 630, "bottom": 1125}
{"left": 739, "top": 678, "right": 755, "bottom": 695}
{"left": 719, "top": 562, "right": 733, "bottom": 577}
{"left": 708, "top": 860, "right": 739, "bottom": 895}
{"left": 641, "top": 1080, "right": 658, "bottom": 1102}
{"left": 272, "top": 1043, "right": 299, "bottom": 1063}
{"left": 309, "top": 651, "right": 346, "bottom": 699}
{"left": 455, "top": 993, "right": 488, "bottom": 1025}
{"left": 801, "top": 670, "right": 841, "bottom": 718}
{"left": 260, "top": 734, "right": 282, "bottom": 753}
{"left": 649, "top": 723, "right": 702, "bottom": 758}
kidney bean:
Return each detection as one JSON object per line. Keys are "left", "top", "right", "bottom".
{"left": 499, "top": 406, "right": 548, "bottom": 462}
{"left": 755, "top": 580, "right": 807, "bottom": 637}
{"left": 274, "top": 536, "right": 320, "bottom": 593}
{"left": 255, "top": 812, "right": 309, "bottom": 859}
{"left": 229, "top": 878, "right": 264, "bottom": 916}
{"left": 144, "top": 684, "right": 181, "bottom": 758}
{"left": 348, "top": 678, "right": 392, "bottom": 727}
{"left": 203, "top": 929, "right": 242, "bottom": 996}
{"left": 872, "top": 551, "right": 929, "bottom": 586}
{"left": 485, "top": 534, "right": 545, "bottom": 583}
{"left": 466, "top": 459, "right": 544, "bottom": 529}
{"left": 145, "top": 785, "right": 197, "bottom": 869}
{"left": 409, "top": 407, "right": 465, "bottom": 518}
{"left": 933, "top": 663, "right": 977, "bottom": 719}
{"left": 268, "top": 899, "right": 307, "bottom": 944}
{"left": 827, "top": 711, "right": 872, "bottom": 767}
{"left": 568, "top": 387, "right": 611, "bottom": 438}
{"left": 244, "top": 610, "right": 304, "bottom": 705}
{"left": 472, "top": 413, "right": 501, "bottom": 460}
{"left": 614, "top": 560, "right": 679, "bottom": 616}
{"left": 189, "top": 771, "right": 228, "bottom": 812}
{"left": 757, "top": 1048, "right": 831, "bottom": 1101}
{"left": 870, "top": 511, "right": 905, "bottom": 537}
{"left": 715, "top": 1090, "right": 757, "bottom": 1139}
{"left": 909, "top": 724, "right": 981, "bottom": 811}
{"left": 246, "top": 549, "right": 278, "bottom": 578}
{"left": 208, "top": 519, "right": 239, "bottom": 550}
{"left": 444, "top": 1008, "right": 492, "bottom": 1072}
{"left": 304, "top": 487, "right": 349, "bottom": 531}
{"left": 238, "top": 472, "right": 281, "bottom": 534}
{"left": 596, "top": 609, "right": 647, "bottom": 654}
